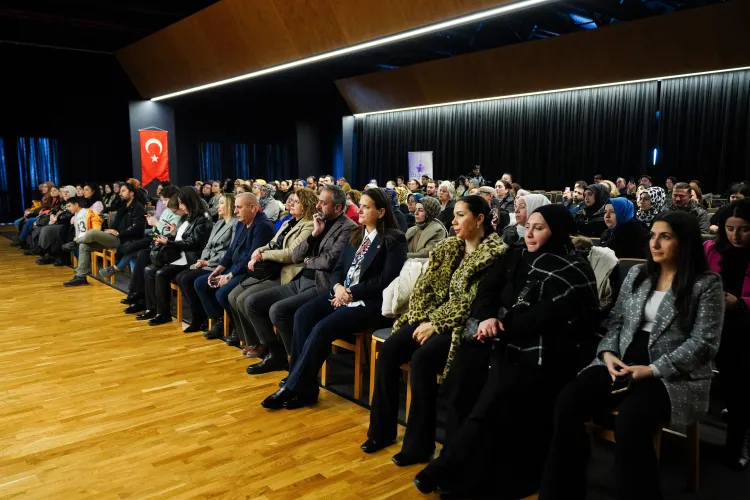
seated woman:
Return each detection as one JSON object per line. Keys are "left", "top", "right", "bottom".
{"left": 414, "top": 205, "right": 599, "bottom": 499}
{"left": 404, "top": 196, "right": 447, "bottom": 259}
{"left": 138, "top": 187, "right": 213, "bottom": 325}
{"left": 12, "top": 182, "right": 56, "bottom": 249}
{"left": 364, "top": 196, "right": 505, "bottom": 466}
{"left": 174, "top": 194, "right": 237, "bottom": 332}
{"left": 228, "top": 188, "right": 315, "bottom": 358}
{"left": 35, "top": 186, "right": 78, "bottom": 265}
{"left": 635, "top": 186, "right": 666, "bottom": 229}
{"left": 600, "top": 197, "right": 649, "bottom": 259}
{"left": 255, "top": 183, "right": 280, "bottom": 222}
{"left": 260, "top": 188, "right": 407, "bottom": 410}
{"left": 575, "top": 183, "right": 610, "bottom": 237}
{"left": 345, "top": 189, "right": 361, "bottom": 225}
{"left": 406, "top": 192, "right": 423, "bottom": 229}
{"left": 704, "top": 199, "right": 750, "bottom": 470}
{"left": 540, "top": 211, "right": 724, "bottom": 500}
{"left": 23, "top": 186, "right": 63, "bottom": 254}
{"left": 501, "top": 193, "right": 550, "bottom": 246}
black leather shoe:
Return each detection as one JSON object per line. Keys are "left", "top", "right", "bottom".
{"left": 136, "top": 310, "right": 156, "bottom": 321}
{"left": 361, "top": 438, "right": 394, "bottom": 454}
{"left": 124, "top": 303, "right": 146, "bottom": 314}
{"left": 37, "top": 255, "right": 56, "bottom": 265}
{"left": 62, "top": 241, "right": 78, "bottom": 252}
{"left": 148, "top": 313, "right": 173, "bottom": 326}
{"left": 63, "top": 276, "right": 88, "bottom": 287}
{"left": 283, "top": 395, "right": 317, "bottom": 410}
{"left": 24, "top": 247, "right": 43, "bottom": 256}
{"left": 203, "top": 319, "right": 224, "bottom": 339}
{"left": 413, "top": 470, "right": 438, "bottom": 494}
{"left": 246, "top": 352, "right": 289, "bottom": 375}
{"left": 121, "top": 292, "right": 141, "bottom": 305}
{"left": 222, "top": 332, "right": 241, "bottom": 347}
{"left": 183, "top": 323, "right": 203, "bottom": 333}
{"left": 279, "top": 377, "right": 287, "bottom": 388}
{"left": 392, "top": 452, "right": 433, "bottom": 467}
{"left": 53, "top": 258, "right": 65, "bottom": 267}
{"left": 261, "top": 388, "right": 296, "bottom": 410}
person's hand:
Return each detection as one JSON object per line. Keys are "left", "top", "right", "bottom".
{"left": 146, "top": 214, "right": 160, "bottom": 227}
{"left": 625, "top": 365, "right": 654, "bottom": 382}
{"left": 726, "top": 293, "right": 740, "bottom": 311}
{"left": 603, "top": 352, "right": 629, "bottom": 382}
{"left": 312, "top": 212, "right": 326, "bottom": 237}
{"left": 105, "top": 229, "right": 119, "bottom": 236}
{"left": 216, "top": 274, "right": 231, "bottom": 287}
{"left": 49, "top": 214, "right": 57, "bottom": 225}
{"left": 412, "top": 322, "right": 436, "bottom": 345}
{"left": 195, "top": 259, "right": 208, "bottom": 269}
{"left": 208, "top": 268, "right": 221, "bottom": 285}
{"left": 491, "top": 212, "right": 498, "bottom": 230}
{"left": 332, "top": 284, "right": 351, "bottom": 306}
{"left": 164, "top": 223, "right": 177, "bottom": 235}
{"left": 562, "top": 191, "right": 571, "bottom": 200}
{"left": 709, "top": 224, "right": 719, "bottom": 234}
{"left": 475, "top": 318, "right": 503, "bottom": 342}
{"left": 154, "top": 235, "right": 168, "bottom": 246}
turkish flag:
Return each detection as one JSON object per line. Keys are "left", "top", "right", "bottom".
{"left": 139, "top": 129, "right": 169, "bottom": 187}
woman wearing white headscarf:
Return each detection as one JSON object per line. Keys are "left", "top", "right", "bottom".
{"left": 502, "top": 193, "right": 551, "bottom": 246}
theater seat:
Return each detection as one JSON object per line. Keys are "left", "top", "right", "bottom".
{"left": 321, "top": 331, "right": 370, "bottom": 400}
{"left": 170, "top": 282, "right": 182, "bottom": 323}
{"left": 616, "top": 258, "right": 646, "bottom": 289}
{"left": 370, "top": 328, "right": 414, "bottom": 419}
{"left": 91, "top": 248, "right": 117, "bottom": 284}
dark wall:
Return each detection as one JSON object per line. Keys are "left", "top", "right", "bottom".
{"left": 128, "top": 101, "right": 179, "bottom": 192}
{"left": 0, "top": 44, "right": 138, "bottom": 219}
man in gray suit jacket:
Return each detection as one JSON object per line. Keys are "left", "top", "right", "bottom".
{"left": 245, "top": 185, "right": 357, "bottom": 374}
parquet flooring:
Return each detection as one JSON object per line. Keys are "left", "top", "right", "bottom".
{"left": 0, "top": 241, "right": 425, "bottom": 499}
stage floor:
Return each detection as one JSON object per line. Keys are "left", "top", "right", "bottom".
{"left": 0, "top": 241, "right": 424, "bottom": 499}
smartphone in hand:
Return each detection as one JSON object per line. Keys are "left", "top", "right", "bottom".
{"left": 611, "top": 373, "right": 632, "bottom": 394}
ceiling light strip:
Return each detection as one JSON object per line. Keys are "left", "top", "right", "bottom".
{"left": 352, "top": 65, "right": 750, "bottom": 117}
{"left": 150, "top": 0, "right": 557, "bottom": 101}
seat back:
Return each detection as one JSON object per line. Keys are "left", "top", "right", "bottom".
{"left": 616, "top": 258, "right": 646, "bottom": 289}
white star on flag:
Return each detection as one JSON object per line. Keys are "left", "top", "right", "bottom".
{"left": 151, "top": 155, "right": 158, "bottom": 162}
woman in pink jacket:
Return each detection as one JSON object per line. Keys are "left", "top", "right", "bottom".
{"left": 704, "top": 199, "right": 750, "bottom": 470}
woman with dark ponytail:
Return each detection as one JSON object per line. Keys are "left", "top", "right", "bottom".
{"left": 362, "top": 196, "right": 507, "bottom": 467}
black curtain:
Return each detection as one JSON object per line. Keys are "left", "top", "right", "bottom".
{"left": 355, "top": 81, "right": 657, "bottom": 189}
{"left": 658, "top": 71, "right": 750, "bottom": 192}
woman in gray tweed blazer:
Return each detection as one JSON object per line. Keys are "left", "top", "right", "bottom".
{"left": 540, "top": 211, "right": 724, "bottom": 500}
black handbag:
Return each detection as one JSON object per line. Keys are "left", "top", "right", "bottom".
{"left": 149, "top": 242, "right": 182, "bottom": 267}
{"left": 245, "top": 261, "right": 283, "bottom": 281}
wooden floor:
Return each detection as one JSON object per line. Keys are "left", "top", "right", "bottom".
{"left": 0, "top": 240, "right": 426, "bottom": 499}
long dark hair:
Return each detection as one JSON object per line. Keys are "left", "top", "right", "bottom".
{"left": 83, "top": 182, "right": 102, "bottom": 203}
{"left": 177, "top": 186, "right": 206, "bottom": 222}
{"left": 350, "top": 188, "right": 400, "bottom": 247}
{"left": 633, "top": 211, "right": 708, "bottom": 318}
{"left": 715, "top": 199, "right": 750, "bottom": 262}
{"left": 456, "top": 195, "right": 492, "bottom": 238}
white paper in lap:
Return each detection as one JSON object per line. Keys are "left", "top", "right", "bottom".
{"left": 408, "top": 151, "right": 434, "bottom": 181}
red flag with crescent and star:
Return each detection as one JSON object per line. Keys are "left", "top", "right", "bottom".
{"left": 139, "top": 129, "right": 169, "bottom": 187}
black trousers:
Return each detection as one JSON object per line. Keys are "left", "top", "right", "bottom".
{"left": 285, "top": 294, "right": 391, "bottom": 399}
{"left": 423, "top": 349, "right": 570, "bottom": 499}
{"left": 367, "top": 323, "right": 451, "bottom": 456}
{"left": 144, "top": 264, "right": 188, "bottom": 315}
{"left": 175, "top": 268, "right": 210, "bottom": 325}
{"left": 128, "top": 249, "right": 152, "bottom": 296}
{"left": 539, "top": 365, "right": 671, "bottom": 500}
{"left": 717, "top": 312, "right": 750, "bottom": 434}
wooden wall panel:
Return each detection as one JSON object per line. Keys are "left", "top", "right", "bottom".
{"left": 336, "top": 1, "right": 750, "bottom": 114}
{"left": 117, "top": 0, "right": 515, "bottom": 98}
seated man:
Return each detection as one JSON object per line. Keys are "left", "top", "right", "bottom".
{"left": 660, "top": 181, "right": 710, "bottom": 233}
{"left": 61, "top": 196, "right": 103, "bottom": 286}
{"left": 62, "top": 182, "right": 145, "bottom": 286}
{"left": 244, "top": 185, "right": 357, "bottom": 374}
{"left": 195, "top": 193, "right": 276, "bottom": 339}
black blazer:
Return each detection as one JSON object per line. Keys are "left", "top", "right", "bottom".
{"left": 165, "top": 215, "right": 214, "bottom": 266}
{"left": 393, "top": 210, "right": 408, "bottom": 232}
{"left": 330, "top": 229, "right": 407, "bottom": 310}
{"left": 599, "top": 218, "right": 649, "bottom": 259}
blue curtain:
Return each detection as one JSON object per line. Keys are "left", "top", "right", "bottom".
{"left": 0, "top": 138, "right": 10, "bottom": 216}
{"left": 232, "top": 143, "right": 250, "bottom": 180}
{"left": 17, "top": 137, "right": 60, "bottom": 210}
{"left": 199, "top": 142, "right": 222, "bottom": 181}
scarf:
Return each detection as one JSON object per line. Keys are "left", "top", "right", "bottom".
{"left": 258, "top": 184, "right": 274, "bottom": 210}
{"left": 607, "top": 197, "right": 634, "bottom": 230}
{"left": 532, "top": 204, "right": 578, "bottom": 255}
{"left": 516, "top": 194, "right": 551, "bottom": 239}
{"left": 584, "top": 184, "right": 610, "bottom": 217}
{"left": 417, "top": 196, "right": 442, "bottom": 230}
{"left": 636, "top": 186, "right": 666, "bottom": 224}
{"left": 385, "top": 188, "right": 399, "bottom": 208}
{"left": 408, "top": 193, "right": 424, "bottom": 205}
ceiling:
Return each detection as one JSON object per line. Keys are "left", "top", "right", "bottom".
{"left": 0, "top": 0, "right": 220, "bottom": 53}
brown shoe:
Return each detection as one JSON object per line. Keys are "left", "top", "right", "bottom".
{"left": 243, "top": 345, "right": 268, "bottom": 358}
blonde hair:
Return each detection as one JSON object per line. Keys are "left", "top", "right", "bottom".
{"left": 295, "top": 188, "right": 318, "bottom": 220}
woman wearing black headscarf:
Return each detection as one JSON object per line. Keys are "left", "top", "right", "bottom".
{"left": 575, "top": 183, "right": 610, "bottom": 237}
{"left": 413, "top": 204, "right": 600, "bottom": 499}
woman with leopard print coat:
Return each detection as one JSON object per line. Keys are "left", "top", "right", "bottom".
{"left": 363, "top": 196, "right": 507, "bottom": 467}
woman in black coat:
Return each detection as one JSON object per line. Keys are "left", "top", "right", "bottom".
{"left": 599, "top": 198, "right": 649, "bottom": 259}
{"left": 139, "top": 187, "right": 213, "bottom": 326}
{"left": 575, "top": 183, "right": 610, "bottom": 237}
{"left": 260, "top": 188, "right": 407, "bottom": 410}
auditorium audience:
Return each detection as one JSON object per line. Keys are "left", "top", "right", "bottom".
{"left": 244, "top": 185, "right": 357, "bottom": 373}
{"left": 194, "top": 193, "right": 275, "bottom": 339}
{"left": 259, "top": 188, "right": 406, "bottom": 409}
{"left": 227, "top": 189, "right": 315, "bottom": 351}
{"left": 575, "top": 183, "right": 610, "bottom": 237}
{"left": 12, "top": 181, "right": 55, "bottom": 247}
{"left": 666, "top": 176, "right": 676, "bottom": 195}
{"left": 34, "top": 185, "right": 77, "bottom": 265}
{"left": 562, "top": 180, "right": 587, "bottom": 215}
{"left": 365, "top": 196, "right": 504, "bottom": 465}
{"left": 138, "top": 187, "right": 213, "bottom": 325}
{"left": 600, "top": 197, "right": 649, "bottom": 259}
{"left": 176, "top": 194, "right": 237, "bottom": 332}
{"left": 540, "top": 211, "right": 723, "bottom": 500}
{"left": 636, "top": 186, "right": 667, "bottom": 229}
{"left": 661, "top": 182, "right": 710, "bottom": 233}
{"left": 200, "top": 182, "right": 213, "bottom": 203}
{"left": 404, "top": 197, "right": 447, "bottom": 258}
{"left": 704, "top": 199, "right": 750, "bottom": 470}
{"left": 413, "top": 204, "right": 598, "bottom": 498}
{"left": 502, "top": 193, "right": 550, "bottom": 246}
{"left": 494, "top": 179, "right": 515, "bottom": 212}
{"left": 436, "top": 182, "right": 456, "bottom": 230}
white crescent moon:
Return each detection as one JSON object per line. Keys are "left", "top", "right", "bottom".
{"left": 144, "top": 138, "right": 163, "bottom": 154}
